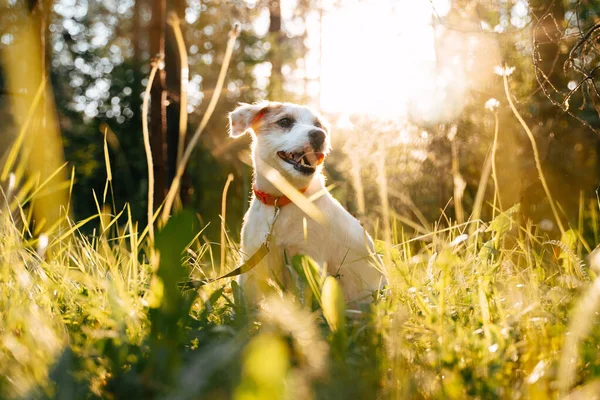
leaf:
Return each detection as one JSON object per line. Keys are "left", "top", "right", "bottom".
{"left": 321, "top": 276, "right": 347, "bottom": 358}
{"left": 146, "top": 209, "right": 200, "bottom": 386}
{"left": 231, "top": 280, "right": 248, "bottom": 327}
{"left": 48, "top": 348, "right": 89, "bottom": 400}
{"left": 478, "top": 239, "right": 498, "bottom": 263}
{"left": 234, "top": 333, "right": 289, "bottom": 400}
{"left": 154, "top": 209, "right": 199, "bottom": 314}
{"left": 291, "top": 255, "right": 323, "bottom": 304}
{"left": 486, "top": 204, "right": 520, "bottom": 237}
{"left": 321, "top": 276, "right": 346, "bottom": 333}
{"left": 199, "top": 287, "right": 225, "bottom": 322}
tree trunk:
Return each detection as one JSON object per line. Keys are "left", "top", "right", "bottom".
{"left": 5, "top": 1, "right": 69, "bottom": 234}
{"left": 150, "top": 0, "right": 167, "bottom": 208}
{"left": 165, "top": 0, "right": 188, "bottom": 204}
{"left": 132, "top": 0, "right": 143, "bottom": 124}
{"left": 268, "top": 0, "right": 284, "bottom": 101}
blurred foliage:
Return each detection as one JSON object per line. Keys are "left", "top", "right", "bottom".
{"left": 320, "top": 0, "right": 600, "bottom": 245}
{"left": 1, "top": 0, "right": 313, "bottom": 238}
{"left": 2, "top": 0, "right": 600, "bottom": 239}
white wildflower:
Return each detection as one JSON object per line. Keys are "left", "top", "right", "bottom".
{"left": 540, "top": 219, "right": 554, "bottom": 231}
{"left": 494, "top": 65, "right": 515, "bottom": 76}
{"left": 8, "top": 172, "right": 16, "bottom": 193}
{"left": 446, "top": 125, "right": 458, "bottom": 141}
{"left": 485, "top": 98, "right": 500, "bottom": 111}
{"left": 37, "top": 234, "right": 49, "bottom": 258}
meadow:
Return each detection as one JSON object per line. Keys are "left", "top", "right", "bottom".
{"left": 2, "top": 134, "right": 600, "bottom": 399}
{"left": 3, "top": 1, "right": 600, "bottom": 398}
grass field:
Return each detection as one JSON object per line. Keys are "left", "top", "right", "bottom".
{"left": 2, "top": 159, "right": 600, "bottom": 400}
{"left": 5, "top": 4, "right": 600, "bottom": 398}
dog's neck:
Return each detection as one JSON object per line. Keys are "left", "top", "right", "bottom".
{"left": 253, "top": 156, "right": 323, "bottom": 197}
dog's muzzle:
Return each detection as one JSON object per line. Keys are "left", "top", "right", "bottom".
{"left": 277, "top": 149, "right": 325, "bottom": 175}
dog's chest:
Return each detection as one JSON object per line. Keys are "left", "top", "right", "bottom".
{"left": 242, "top": 201, "right": 334, "bottom": 263}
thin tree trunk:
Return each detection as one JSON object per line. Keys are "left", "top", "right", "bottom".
{"left": 449, "top": 126, "right": 465, "bottom": 224}
{"left": 165, "top": 0, "right": 188, "bottom": 204}
{"left": 132, "top": 0, "right": 143, "bottom": 124}
{"left": 150, "top": 0, "right": 167, "bottom": 208}
{"left": 5, "top": 1, "right": 69, "bottom": 234}
{"left": 268, "top": 0, "right": 284, "bottom": 101}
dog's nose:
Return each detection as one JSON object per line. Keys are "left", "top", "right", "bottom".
{"left": 309, "top": 129, "right": 326, "bottom": 149}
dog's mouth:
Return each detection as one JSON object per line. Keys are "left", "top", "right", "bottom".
{"left": 277, "top": 150, "right": 325, "bottom": 175}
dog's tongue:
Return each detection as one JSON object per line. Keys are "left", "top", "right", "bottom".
{"left": 305, "top": 151, "right": 325, "bottom": 166}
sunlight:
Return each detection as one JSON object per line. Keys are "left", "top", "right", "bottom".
{"left": 319, "top": 0, "right": 447, "bottom": 118}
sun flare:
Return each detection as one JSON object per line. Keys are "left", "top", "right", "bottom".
{"left": 319, "top": 0, "right": 446, "bottom": 118}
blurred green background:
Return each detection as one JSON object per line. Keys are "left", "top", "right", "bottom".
{"left": 2, "top": 0, "right": 599, "bottom": 241}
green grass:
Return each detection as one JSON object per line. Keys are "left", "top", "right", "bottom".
{"left": 2, "top": 171, "right": 600, "bottom": 399}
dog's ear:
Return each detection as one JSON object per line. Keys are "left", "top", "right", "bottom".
{"left": 228, "top": 103, "right": 269, "bottom": 138}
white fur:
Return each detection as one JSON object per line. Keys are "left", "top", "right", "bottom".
{"left": 228, "top": 101, "right": 386, "bottom": 306}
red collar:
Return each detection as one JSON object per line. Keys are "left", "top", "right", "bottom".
{"left": 253, "top": 186, "right": 308, "bottom": 207}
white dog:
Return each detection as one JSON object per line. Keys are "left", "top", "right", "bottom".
{"left": 228, "top": 101, "right": 385, "bottom": 306}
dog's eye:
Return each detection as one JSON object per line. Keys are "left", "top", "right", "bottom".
{"left": 277, "top": 117, "right": 294, "bottom": 128}
{"left": 314, "top": 120, "right": 322, "bottom": 129}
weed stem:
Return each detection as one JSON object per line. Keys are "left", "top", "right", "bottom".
{"left": 502, "top": 73, "right": 566, "bottom": 236}
{"left": 142, "top": 57, "right": 161, "bottom": 243}
{"left": 161, "top": 25, "right": 240, "bottom": 224}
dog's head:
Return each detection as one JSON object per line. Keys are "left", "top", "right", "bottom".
{"left": 229, "top": 101, "right": 331, "bottom": 186}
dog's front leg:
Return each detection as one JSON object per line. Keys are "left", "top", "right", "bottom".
{"left": 238, "top": 204, "right": 275, "bottom": 303}
{"left": 328, "top": 256, "right": 386, "bottom": 308}
{"left": 237, "top": 247, "right": 286, "bottom": 304}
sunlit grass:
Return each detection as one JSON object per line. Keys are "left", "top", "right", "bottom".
{"left": 0, "top": 185, "right": 150, "bottom": 398}
{"left": 2, "top": 150, "right": 600, "bottom": 398}
{"left": 2, "top": 70, "right": 599, "bottom": 396}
